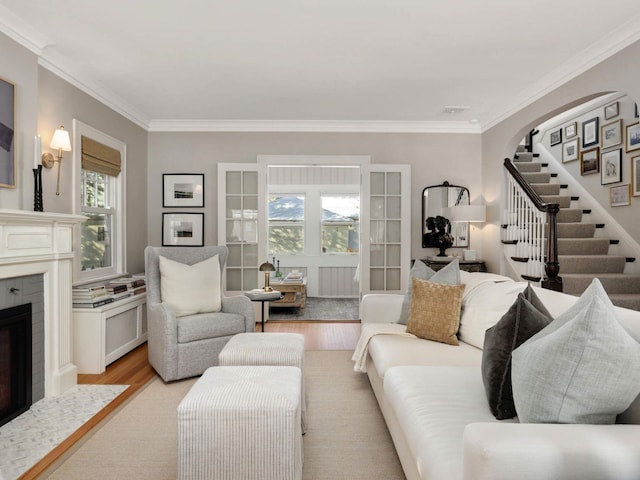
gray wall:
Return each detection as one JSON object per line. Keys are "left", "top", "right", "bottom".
{"left": 147, "top": 131, "right": 483, "bottom": 261}
{"left": 481, "top": 39, "right": 640, "bottom": 273}
{"left": 37, "top": 68, "right": 149, "bottom": 275}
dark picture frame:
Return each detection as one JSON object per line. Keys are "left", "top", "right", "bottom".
{"left": 562, "top": 138, "right": 579, "bottom": 163}
{"left": 580, "top": 147, "right": 600, "bottom": 176}
{"left": 610, "top": 184, "right": 631, "bottom": 207}
{"left": 0, "top": 77, "right": 16, "bottom": 188}
{"left": 601, "top": 119, "right": 622, "bottom": 149}
{"left": 600, "top": 148, "right": 622, "bottom": 185}
{"left": 163, "top": 173, "right": 204, "bottom": 207}
{"left": 162, "top": 212, "right": 204, "bottom": 246}
{"left": 565, "top": 122, "right": 577, "bottom": 139}
{"left": 582, "top": 117, "right": 599, "bottom": 148}
{"left": 626, "top": 122, "right": 640, "bottom": 153}
{"left": 604, "top": 101, "right": 619, "bottom": 120}
{"left": 550, "top": 129, "right": 562, "bottom": 146}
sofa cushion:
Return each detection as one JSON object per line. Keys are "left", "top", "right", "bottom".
{"left": 406, "top": 278, "right": 465, "bottom": 346}
{"left": 481, "top": 285, "right": 552, "bottom": 420}
{"left": 512, "top": 279, "right": 640, "bottom": 424}
{"left": 177, "top": 312, "right": 246, "bottom": 343}
{"left": 159, "top": 254, "right": 222, "bottom": 317}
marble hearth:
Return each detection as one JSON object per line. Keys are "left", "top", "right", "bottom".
{"left": 0, "top": 209, "right": 86, "bottom": 397}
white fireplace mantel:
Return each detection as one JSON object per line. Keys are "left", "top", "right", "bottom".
{"left": 0, "top": 209, "right": 87, "bottom": 397}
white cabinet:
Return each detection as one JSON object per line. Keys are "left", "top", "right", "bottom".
{"left": 73, "top": 293, "right": 147, "bottom": 374}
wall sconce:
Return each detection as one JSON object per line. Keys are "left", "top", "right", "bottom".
{"left": 259, "top": 261, "right": 276, "bottom": 292}
{"left": 41, "top": 126, "right": 71, "bottom": 196}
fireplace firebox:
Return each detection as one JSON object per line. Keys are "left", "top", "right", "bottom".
{"left": 0, "top": 303, "right": 32, "bottom": 427}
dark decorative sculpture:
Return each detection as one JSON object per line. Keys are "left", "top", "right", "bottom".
{"left": 429, "top": 215, "right": 454, "bottom": 257}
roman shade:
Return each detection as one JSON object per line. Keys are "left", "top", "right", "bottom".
{"left": 81, "top": 135, "right": 121, "bottom": 177}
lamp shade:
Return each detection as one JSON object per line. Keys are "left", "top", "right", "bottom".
{"left": 50, "top": 126, "right": 72, "bottom": 151}
{"left": 259, "top": 261, "right": 275, "bottom": 272}
{"left": 443, "top": 205, "right": 486, "bottom": 223}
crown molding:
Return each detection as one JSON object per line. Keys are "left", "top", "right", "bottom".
{"left": 482, "top": 14, "right": 640, "bottom": 132}
{"left": 0, "top": 5, "right": 49, "bottom": 55}
{"left": 147, "top": 119, "right": 482, "bottom": 134}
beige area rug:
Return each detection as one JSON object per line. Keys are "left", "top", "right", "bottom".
{"left": 46, "top": 350, "right": 405, "bottom": 480}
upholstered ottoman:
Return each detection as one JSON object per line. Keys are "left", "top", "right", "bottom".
{"left": 219, "top": 332, "right": 307, "bottom": 431}
{"left": 177, "top": 366, "right": 302, "bottom": 480}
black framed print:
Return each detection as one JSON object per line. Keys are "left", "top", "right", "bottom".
{"left": 601, "top": 148, "right": 622, "bottom": 185}
{"left": 162, "top": 212, "right": 204, "bottom": 246}
{"left": 0, "top": 76, "right": 16, "bottom": 188}
{"left": 550, "top": 129, "right": 562, "bottom": 146}
{"left": 163, "top": 174, "right": 204, "bottom": 207}
{"left": 582, "top": 117, "right": 599, "bottom": 148}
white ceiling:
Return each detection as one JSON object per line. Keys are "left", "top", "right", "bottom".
{"left": 2, "top": 0, "right": 640, "bottom": 132}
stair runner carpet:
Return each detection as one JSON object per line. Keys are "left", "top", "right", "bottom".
{"left": 513, "top": 147, "right": 640, "bottom": 311}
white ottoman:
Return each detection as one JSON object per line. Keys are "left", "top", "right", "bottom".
{"left": 177, "top": 366, "right": 302, "bottom": 480}
{"left": 219, "top": 332, "right": 307, "bottom": 431}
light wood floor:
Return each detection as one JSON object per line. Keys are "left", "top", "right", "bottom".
{"left": 25, "top": 321, "right": 360, "bottom": 479}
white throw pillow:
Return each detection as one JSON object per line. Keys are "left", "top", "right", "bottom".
{"left": 511, "top": 278, "right": 640, "bottom": 424}
{"left": 159, "top": 254, "right": 222, "bottom": 317}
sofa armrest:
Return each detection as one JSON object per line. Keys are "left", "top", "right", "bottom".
{"left": 361, "top": 293, "right": 404, "bottom": 324}
{"left": 221, "top": 294, "right": 255, "bottom": 332}
{"left": 464, "top": 422, "right": 640, "bottom": 480}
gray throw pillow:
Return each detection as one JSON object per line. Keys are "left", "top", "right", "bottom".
{"left": 398, "top": 259, "right": 461, "bottom": 324}
{"left": 511, "top": 279, "right": 640, "bottom": 424}
{"left": 481, "top": 284, "right": 552, "bottom": 419}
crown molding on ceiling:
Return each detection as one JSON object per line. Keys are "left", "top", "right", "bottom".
{"left": 146, "top": 119, "right": 482, "bottom": 133}
{"left": 482, "top": 14, "right": 640, "bottom": 132}
{"left": 0, "top": 5, "right": 49, "bottom": 54}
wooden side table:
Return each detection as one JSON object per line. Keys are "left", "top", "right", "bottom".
{"left": 270, "top": 278, "right": 307, "bottom": 313}
{"left": 420, "top": 258, "right": 487, "bottom": 273}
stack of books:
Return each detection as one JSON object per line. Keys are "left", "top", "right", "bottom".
{"left": 109, "top": 276, "right": 147, "bottom": 296}
{"left": 104, "top": 282, "right": 131, "bottom": 302}
{"left": 72, "top": 285, "right": 113, "bottom": 308}
{"left": 283, "top": 271, "right": 303, "bottom": 283}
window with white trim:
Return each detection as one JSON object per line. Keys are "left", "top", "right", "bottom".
{"left": 268, "top": 194, "right": 305, "bottom": 255}
{"left": 73, "top": 119, "right": 126, "bottom": 283}
{"left": 321, "top": 193, "right": 360, "bottom": 254}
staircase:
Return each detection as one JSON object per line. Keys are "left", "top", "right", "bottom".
{"left": 509, "top": 146, "right": 640, "bottom": 311}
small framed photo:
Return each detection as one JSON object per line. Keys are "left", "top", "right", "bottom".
{"left": 601, "top": 119, "right": 622, "bottom": 149}
{"left": 604, "top": 101, "right": 619, "bottom": 120}
{"left": 565, "top": 122, "right": 577, "bottom": 139}
{"left": 0, "top": 77, "right": 16, "bottom": 188}
{"left": 580, "top": 147, "right": 600, "bottom": 176}
{"left": 610, "top": 184, "right": 631, "bottom": 207}
{"left": 550, "top": 129, "right": 562, "bottom": 146}
{"left": 635, "top": 103, "right": 639, "bottom": 118}
{"left": 163, "top": 174, "right": 204, "bottom": 207}
{"left": 632, "top": 155, "right": 640, "bottom": 197}
{"left": 600, "top": 148, "right": 622, "bottom": 185}
{"left": 626, "top": 122, "right": 640, "bottom": 153}
{"left": 162, "top": 212, "right": 204, "bottom": 246}
{"left": 562, "top": 138, "right": 579, "bottom": 163}
{"left": 582, "top": 117, "right": 599, "bottom": 148}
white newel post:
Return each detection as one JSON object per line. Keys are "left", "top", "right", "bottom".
{"left": 0, "top": 209, "right": 87, "bottom": 397}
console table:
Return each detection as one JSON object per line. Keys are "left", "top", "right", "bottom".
{"left": 420, "top": 258, "right": 486, "bottom": 273}
{"left": 270, "top": 278, "right": 307, "bottom": 313}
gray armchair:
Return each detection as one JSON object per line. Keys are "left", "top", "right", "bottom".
{"left": 144, "top": 246, "right": 255, "bottom": 382}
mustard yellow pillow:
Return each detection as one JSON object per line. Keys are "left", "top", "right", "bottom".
{"left": 406, "top": 277, "right": 465, "bottom": 345}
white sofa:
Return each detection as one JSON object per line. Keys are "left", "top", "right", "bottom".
{"left": 359, "top": 272, "right": 640, "bottom": 480}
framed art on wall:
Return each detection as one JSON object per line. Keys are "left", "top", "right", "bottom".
{"left": 626, "top": 122, "right": 640, "bottom": 153}
{"left": 0, "top": 77, "right": 15, "bottom": 188}
{"left": 601, "top": 120, "right": 622, "bottom": 149}
{"left": 604, "top": 101, "right": 619, "bottom": 120}
{"left": 562, "top": 138, "right": 579, "bottom": 163}
{"left": 550, "top": 129, "right": 562, "bottom": 146}
{"left": 162, "top": 212, "right": 204, "bottom": 246}
{"left": 582, "top": 117, "right": 599, "bottom": 148}
{"left": 163, "top": 174, "right": 204, "bottom": 207}
{"left": 610, "top": 184, "right": 631, "bottom": 207}
{"left": 580, "top": 147, "right": 600, "bottom": 175}
{"left": 565, "top": 122, "right": 577, "bottom": 139}
{"left": 600, "top": 149, "right": 622, "bottom": 185}
{"left": 632, "top": 155, "right": 640, "bottom": 197}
